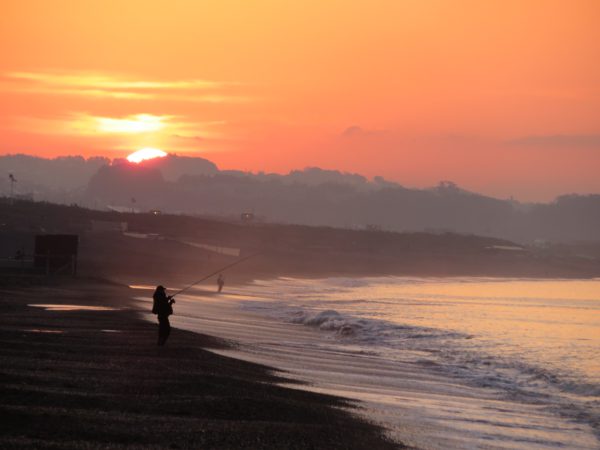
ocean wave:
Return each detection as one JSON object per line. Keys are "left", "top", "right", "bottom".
{"left": 244, "top": 301, "right": 470, "bottom": 346}
{"left": 241, "top": 297, "right": 600, "bottom": 434}
{"left": 289, "top": 309, "right": 369, "bottom": 337}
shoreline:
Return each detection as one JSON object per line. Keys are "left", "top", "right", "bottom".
{"left": 0, "top": 278, "right": 404, "bottom": 449}
{"left": 161, "top": 275, "right": 600, "bottom": 449}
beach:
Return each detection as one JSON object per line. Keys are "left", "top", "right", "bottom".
{"left": 0, "top": 279, "right": 401, "bottom": 449}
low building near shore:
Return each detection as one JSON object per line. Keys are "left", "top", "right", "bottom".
{"left": 34, "top": 234, "right": 79, "bottom": 275}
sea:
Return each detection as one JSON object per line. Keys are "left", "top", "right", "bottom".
{"left": 137, "top": 277, "right": 600, "bottom": 449}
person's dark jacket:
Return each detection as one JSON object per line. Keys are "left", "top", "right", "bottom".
{"left": 152, "top": 290, "right": 173, "bottom": 316}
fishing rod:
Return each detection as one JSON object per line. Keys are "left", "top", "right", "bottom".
{"left": 170, "top": 252, "right": 261, "bottom": 298}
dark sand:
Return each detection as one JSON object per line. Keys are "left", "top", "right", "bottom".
{"left": 0, "top": 279, "right": 403, "bottom": 449}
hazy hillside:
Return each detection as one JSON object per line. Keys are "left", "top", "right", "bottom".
{"left": 0, "top": 154, "right": 109, "bottom": 203}
{"left": 2, "top": 154, "right": 600, "bottom": 243}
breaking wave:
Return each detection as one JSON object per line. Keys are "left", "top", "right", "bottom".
{"left": 241, "top": 293, "right": 600, "bottom": 438}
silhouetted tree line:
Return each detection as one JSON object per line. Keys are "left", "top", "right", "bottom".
{"left": 2, "top": 154, "right": 599, "bottom": 243}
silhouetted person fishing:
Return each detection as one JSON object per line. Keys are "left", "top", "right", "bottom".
{"left": 152, "top": 285, "right": 175, "bottom": 346}
{"left": 149, "top": 254, "right": 258, "bottom": 346}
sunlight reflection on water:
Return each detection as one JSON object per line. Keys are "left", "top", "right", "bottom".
{"left": 28, "top": 304, "right": 119, "bottom": 311}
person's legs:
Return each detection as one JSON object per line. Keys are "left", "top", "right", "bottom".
{"left": 163, "top": 317, "right": 171, "bottom": 344}
{"left": 158, "top": 316, "right": 170, "bottom": 346}
{"left": 157, "top": 316, "right": 163, "bottom": 345}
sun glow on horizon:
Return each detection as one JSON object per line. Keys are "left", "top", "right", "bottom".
{"left": 126, "top": 148, "right": 167, "bottom": 163}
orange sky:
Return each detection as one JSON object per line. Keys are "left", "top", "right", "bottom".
{"left": 0, "top": 0, "right": 599, "bottom": 201}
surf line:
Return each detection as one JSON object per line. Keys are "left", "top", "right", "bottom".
{"left": 170, "top": 252, "right": 261, "bottom": 298}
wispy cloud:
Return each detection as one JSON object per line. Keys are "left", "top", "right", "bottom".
{"left": 508, "top": 134, "right": 600, "bottom": 147}
{"left": 70, "top": 113, "right": 222, "bottom": 138}
{"left": 11, "top": 112, "right": 223, "bottom": 140}
{"left": 340, "top": 125, "right": 391, "bottom": 138}
{"left": 1, "top": 71, "right": 248, "bottom": 103}
{"left": 7, "top": 71, "right": 224, "bottom": 90}
{"left": 91, "top": 114, "right": 170, "bottom": 134}
{"left": 16, "top": 87, "right": 153, "bottom": 100}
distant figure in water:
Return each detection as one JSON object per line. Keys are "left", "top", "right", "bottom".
{"left": 217, "top": 274, "right": 225, "bottom": 293}
{"left": 152, "top": 285, "right": 175, "bottom": 346}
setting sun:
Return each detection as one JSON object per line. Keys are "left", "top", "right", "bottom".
{"left": 126, "top": 147, "right": 167, "bottom": 163}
